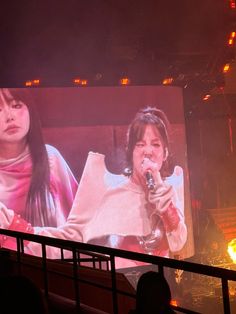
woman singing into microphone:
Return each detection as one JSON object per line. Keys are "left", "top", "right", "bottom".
{"left": 74, "top": 106, "right": 188, "bottom": 266}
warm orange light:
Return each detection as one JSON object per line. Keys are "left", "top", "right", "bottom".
{"left": 230, "top": 31, "right": 236, "bottom": 38}
{"left": 25, "top": 79, "right": 40, "bottom": 87}
{"left": 33, "top": 79, "right": 40, "bottom": 85}
{"left": 25, "top": 81, "right": 32, "bottom": 87}
{"left": 73, "top": 78, "right": 87, "bottom": 85}
{"left": 228, "top": 239, "right": 236, "bottom": 263}
{"left": 81, "top": 79, "right": 88, "bottom": 86}
{"left": 228, "top": 38, "right": 234, "bottom": 46}
{"left": 170, "top": 300, "right": 178, "bottom": 307}
{"left": 203, "top": 94, "right": 211, "bottom": 101}
{"left": 120, "top": 77, "right": 131, "bottom": 85}
{"left": 223, "top": 63, "right": 230, "bottom": 73}
{"left": 73, "top": 78, "right": 80, "bottom": 84}
{"left": 162, "top": 77, "right": 173, "bottom": 85}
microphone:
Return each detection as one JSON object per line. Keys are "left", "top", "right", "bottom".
{"left": 145, "top": 170, "right": 156, "bottom": 191}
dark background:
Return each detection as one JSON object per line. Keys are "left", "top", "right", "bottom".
{"left": 0, "top": 1, "right": 234, "bottom": 89}
{"left": 1, "top": 1, "right": 236, "bottom": 256}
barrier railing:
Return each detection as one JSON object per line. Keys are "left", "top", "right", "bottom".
{"left": 0, "top": 228, "right": 236, "bottom": 314}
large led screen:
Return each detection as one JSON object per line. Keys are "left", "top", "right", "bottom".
{"left": 0, "top": 86, "right": 194, "bottom": 267}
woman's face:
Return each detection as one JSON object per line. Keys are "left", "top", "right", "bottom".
{"left": 0, "top": 89, "right": 30, "bottom": 146}
{"left": 132, "top": 124, "right": 166, "bottom": 179}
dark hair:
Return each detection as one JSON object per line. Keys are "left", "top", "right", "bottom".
{"left": 135, "top": 271, "right": 173, "bottom": 314}
{"left": 0, "top": 275, "right": 49, "bottom": 314}
{"left": 125, "top": 106, "right": 173, "bottom": 178}
{"left": 2, "top": 88, "right": 54, "bottom": 226}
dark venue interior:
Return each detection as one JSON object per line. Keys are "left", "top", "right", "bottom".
{"left": 0, "top": 1, "right": 236, "bottom": 313}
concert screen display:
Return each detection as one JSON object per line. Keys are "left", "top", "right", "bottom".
{"left": 0, "top": 86, "right": 194, "bottom": 263}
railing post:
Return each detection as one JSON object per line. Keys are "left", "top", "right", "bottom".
{"left": 41, "top": 243, "right": 48, "bottom": 298}
{"left": 16, "top": 237, "right": 22, "bottom": 274}
{"left": 110, "top": 255, "right": 118, "bottom": 314}
{"left": 72, "top": 248, "right": 81, "bottom": 313}
{"left": 60, "top": 248, "right": 64, "bottom": 260}
{"left": 20, "top": 238, "right": 24, "bottom": 254}
{"left": 1, "top": 229, "right": 236, "bottom": 314}
{"left": 222, "top": 278, "right": 231, "bottom": 314}
{"left": 158, "top": 264, "right": 164, "bottom": 276}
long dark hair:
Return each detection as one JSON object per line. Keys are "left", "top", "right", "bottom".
{"left": 4, "top": 88, "right": 54, "bottom": 226}
{"left": 125, "top": 106, "right": 173, "bottom": 178}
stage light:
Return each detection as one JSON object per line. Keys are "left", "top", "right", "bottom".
{"left": 223, "top": 63, "right": 230, "bottom": 73}
{"left": 229, "top": 0, "right": 235, "bottom": 9}
{"left": 228, "top": 38, "right": 234, "bottom": 46}
{"left": 73, "top": 78, "right": 81, "bottom": 85}
{"left": 25, "top": 79, "right": 40, "bottom": 87}
{"left": 81, "top": 79, "right": 88, "bottom": 86}
{"left": 25, "top": 81, "right": 32, "bottom": 87}
{"left": 227, "top": 239, "right": 236, "bottom": 263}
{"left": 33, "top": 79, "right": 40, "bottom": 85}
{"left": 203, "top": 94, "right": 211, "bottom": 101}
{"left": 119, "top": 77, "right": 131, "bottom": 86}
{"left": 73, "top": 78, "right": 88, "bottom": 86}
{"left": 230, "top": 31, "right": 236, "bottom": 38}
{"left": 228, "top": 31, "right": 235, "bottom": 46}
{"left": 170, "top": 300, "right": 178, "bottom": 307}
{"left": 162, "top": 77, "right": 173, "bottom": 85}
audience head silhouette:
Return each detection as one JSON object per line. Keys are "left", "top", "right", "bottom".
{"left": 0, "top": 275, "right": 49, "bottom": 314}
{"left": 135, "top": 271, "right": 176, "bottom": 314}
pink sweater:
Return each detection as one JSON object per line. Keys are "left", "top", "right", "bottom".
{"left": 0, "top": 152, "right": 186, "bottom": 268}
{"left": 0, "top": 144, "right": 78, "bottom": 227}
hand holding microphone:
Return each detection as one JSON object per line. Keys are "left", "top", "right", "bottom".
{"left": 145, "top": 170, "right": 156, "bottom": 191}
{"left": 142, "top": 158, "right": 162, "bottom": 191}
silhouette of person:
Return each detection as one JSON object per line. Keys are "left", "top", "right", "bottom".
{"left": 0, "top": 275, "right": 49, "bottom": 314}
{"left": 130, "top": 271, "right": 176, "bottom": 314}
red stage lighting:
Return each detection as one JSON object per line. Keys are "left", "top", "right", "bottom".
{"left": 229, "top": 0, "right": 236, "bottom": 9}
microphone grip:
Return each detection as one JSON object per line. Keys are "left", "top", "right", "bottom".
{"left": 145, "top": 171, "right": 156, "bottom": 191}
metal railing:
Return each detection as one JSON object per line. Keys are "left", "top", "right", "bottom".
{"left": 0, "top": 228, "right": 236, "bottom": 314}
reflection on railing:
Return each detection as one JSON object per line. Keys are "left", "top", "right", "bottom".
{"left": 0, "top": 228, "right": 236, "bottom": 314}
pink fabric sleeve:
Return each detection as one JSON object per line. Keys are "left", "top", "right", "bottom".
{"left": 47, "top": 144, "right": 78, "bottom": 223}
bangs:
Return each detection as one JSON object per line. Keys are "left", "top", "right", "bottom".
{"left": 132, "top": 121, "right": 148, "bottom": 142}
{"left": 2, "top": 88, "right": 35, "bottom": 108}
{"left": 132, "top": 118, "right": 165, "bottom": 145}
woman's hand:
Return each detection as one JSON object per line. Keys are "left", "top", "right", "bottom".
{"left": 148, "top": 183, "right": 173, "bottom": 215}
{"left": 141, "top": 157, "right": 164, "bottom": 191}
{"left": 0, "top": 202, "right": 34, "bottom": 250}
{"left": 0, "top": 202, "right": 15, "bottom": 229}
